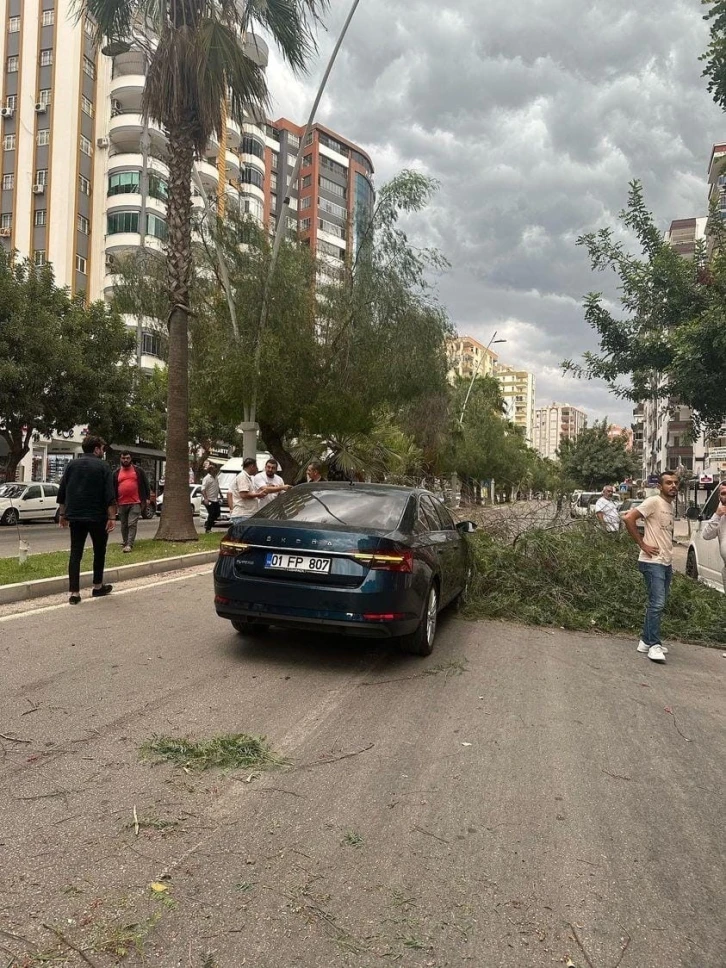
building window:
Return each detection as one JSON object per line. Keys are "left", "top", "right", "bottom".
{"left": 3, "top": 134, "right": 15, "bottom": 151}
{"left": 300, "top": 195, "right": 312, "bottom": 210}
{"left": 301, "top": 174, "right": 312, "bottom": 189}
{"left": 5, "top": 95, "right": 16, "bottom": 112}
{"left": 75, "top": 254, "right": 87, "bottom": 274}
{"left": 0, "top": 213, "right": 11, "bottom": 229}
{"left": 7, "top": 56, "right": 18, "bottom": 73}
{"left": 35, "top": 169, "right": 48, "bottom": 186}
{"left": 2, "top": 174, "right": 14, "bottom": 190}
{"left": 80, "top": 135, "right": 92, "bottom": 156}
{"left": 42, "top": 9, "right": 54, "bottom": 26}
{"left": 107, "top": 211, "right": 139, "bottom": 235}
{"left": 38, "top": 88, "right": 51, "bottom": 106}
{"left": 83, "top": 56, "right": 95, "bottom": 79}
{"left": 77, "top": 214, "right": 89, "bottom": 234}
{"left": 287, "top": 132, "right": 301, "bottom": 149}
{"left": 318, "top": 132, "right": 348, "bottom": 157}
{"left": 148, "top": 173, "right": 168, "bottom": 202}
{"left": 84, "top": 18, "right": 94, "bottom": 38}
{"left": 302, "top": 153, "right": 313, "bottom": 169}
{"left": 241, "top": 135, "right": 264, "bottom": 160}
{"left": 299, "top": 217, "right": 311, "bottom": 232}
{"left": 34, "top": 249, "right": 47, "bottom": 266}
{"left": 317, "top": 239, "right": 345, "bottom": 260}
{"left": 34, "top": 209, "right": 47, "bottom": 227}
{"left": 319, "top": 196, "right": 346, "bottom": 219}
{"left": 319, "top": 176, "right": 346, "bottom": 199}
{"left": 108, "top": 171, "right": 140, "bottom": 195}
{"left": 240, "top": 167, "right": 263, "bottom": 189}
{"left": 146, "top": 213, "right": 167, "bottom": 241}
{"left": 81, "top": 95, "right": 94, "bottom": 117}
{"left": 79, "top": 174, "right": 91, "bottom": 195}
{"left": 36, "top": 129, "right": 50, "bottom": 147}
{"left": 319, "top": 217, "right": 345, "bottom": 240}
{"left": 40, "top": 49, "right": 53, "bottom": 67}
{"left": 8, "top": 16, "right": 20, "bottom": 32}
{"left": 142, "top": 332, "right": 162, "bottom": 358}
{"left": 319, "top": 154, "right": 347, "bottom": 176}
{"left": 270, "top": 151, "right": 278, "bottom": 171}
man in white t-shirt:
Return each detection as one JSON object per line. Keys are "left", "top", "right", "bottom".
{"left": 594, "top": 485, "right": 620, "bottom": 532}
{"left": 253, "top": 458, "right": 289, "bottom": 509}
{"left": 623, "top": 472, "right": 679, "bottom": 664}
{"left": 228, "top": 458, "right": 267, "bottom": 524}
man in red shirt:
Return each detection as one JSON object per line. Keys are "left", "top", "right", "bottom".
{"left": 113, "top": 452, "right": 150, "bottom": 553}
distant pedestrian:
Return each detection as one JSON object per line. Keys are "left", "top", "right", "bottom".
{"left": 228, "top": 458, "right": 266, "bottom": 525}
{"left": 623, "top": 472, "right": 679, "bottom": 663}
{"left": 702, "top": 481, "right": 726, "bottom": 590}
{"left": 56, "top": 436, "right": 116, "bottom": 605}
{"left": 113, "top": 451, "right": 150, "bottom": 552}
{"left": 594, "top": 485, "right": 620, "bottom": 532}
{"left": 254, "top": 458, "right": 290, "bottom": 509}
{"left": 306, "top": 460, "right": 324, "bottom": 483}
{"left": 201, "top": 463, "right": 223, "bottom": 532}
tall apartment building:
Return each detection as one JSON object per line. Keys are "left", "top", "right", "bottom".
{"left": 533, "top": 402, "right": 587, "bottom": 459}
{"left": 257, "top": 117, "right": 374, "bottom": 283}
{"left": 446, "top": 335, "right": 500, "bottom": 381}
{"left": 493, "top": 362, "right": 535, "bottom": 444}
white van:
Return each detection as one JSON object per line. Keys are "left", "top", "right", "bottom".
{"left": 199, "top": 452, "right": 274, "bottom": 528}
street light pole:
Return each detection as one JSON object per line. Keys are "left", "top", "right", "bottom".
{"left": 458, "top": 332, "right": 506, "bottom": 427}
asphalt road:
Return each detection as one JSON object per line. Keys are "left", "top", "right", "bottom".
{"left": 0, "top": 516, "right": 209, "bottom": 557}
{"left": 1, "top": 570, "right": 723, "bottom": 967}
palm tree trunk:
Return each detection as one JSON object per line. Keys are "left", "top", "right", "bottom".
{"left": 155, "top": 125, "right": 197, "bottom": 542}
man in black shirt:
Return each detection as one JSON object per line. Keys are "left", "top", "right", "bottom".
{"left": 57, "top": 436, "right": 117, "bottom": 605}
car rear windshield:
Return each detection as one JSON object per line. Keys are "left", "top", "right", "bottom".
{"left": 257, "top": 487, "right": 410, "bottom": 531}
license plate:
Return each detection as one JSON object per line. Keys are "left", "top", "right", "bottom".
{"left": 265, "top": 552, "right": 332, "bottom": 574}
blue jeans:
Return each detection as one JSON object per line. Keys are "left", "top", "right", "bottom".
{"left": 638, "top": 562, "right": 672, "bottom": 646}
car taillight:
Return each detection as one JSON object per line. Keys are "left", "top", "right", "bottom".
{"left": 363, "top": 612, "right": 405, "bottom": 621}
{"left": 350, "top": 551, "right": 413, "bottom": 573}
{"left": 219, "top": 540, "right": 250, "bottom": 557}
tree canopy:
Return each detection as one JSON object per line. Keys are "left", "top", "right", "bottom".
{"left": 558, "top": 420, "right": 638, "bottom": 489}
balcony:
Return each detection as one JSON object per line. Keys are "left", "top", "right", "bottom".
{"left": 107, "top": 152, "right": 169, "bottom": 178}
{"left": 110, "top": 73, "right": 145, "bottom": 103}
{"left": 105, "top": 232, "right": 164, "bottom": 255}
{"left": 194, "top": 159, "right": 219, "bottom": 189}
{"left": 226, "top": 116, "right": 241, "bottom": 149}
{"left": 109, "top": 111, "right": 166, "bottom": 151}
{"left": 106, "top": 192, "right": 167, "bottom": 219}
{"left": 242, "top": 34, "right": 269, "bottom": 68}
{"left": 225, "top": 148, "right": 240, "bottom": 175}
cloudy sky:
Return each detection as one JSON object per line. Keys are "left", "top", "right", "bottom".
{"left": 264, "top": 0, "right": 723, "bottom": 427}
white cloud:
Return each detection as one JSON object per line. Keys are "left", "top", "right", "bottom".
{"left": 262, "top": 0, "right": 724, "bottom": 426}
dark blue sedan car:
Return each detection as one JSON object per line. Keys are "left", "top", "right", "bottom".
{"left": 213, "top": 483, "right": 476, "bottom": 655}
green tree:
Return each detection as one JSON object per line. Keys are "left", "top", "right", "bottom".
{"left": 558, "top": 420, "right": 638, "bottom": 489}
{"left": 565, "top": 181, "right": 726, "bottom": 435}
{"left": 0, "top": 253, "right": 136, "bottom": 482}
{"left": 78, "top": 0, "right": 326, "bottom": 539}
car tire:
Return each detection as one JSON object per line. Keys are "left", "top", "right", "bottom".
{"left": 2, "top": 508, "right": 19, "bottom": 526}
{"left": 399, "top": 583, "right": 438, "bottom": 657}
{"left": 231, "top": 620, "right": 270, "bottom": 635}
{"left": 686, "top": 548, "right": 699, "bottom": 581}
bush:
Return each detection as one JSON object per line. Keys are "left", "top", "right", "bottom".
{"left": 464, "top": 521, "right": 726, "bottom": 645}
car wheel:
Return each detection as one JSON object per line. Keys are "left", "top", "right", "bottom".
{"left": 1, "top": 508, "right": 19, "bottom": 526}
{"left": 686, "top": 548, "right": 698, "bottom": 581}
{"left": 231, "top": 620, "right": 270, "bottom": 635}
{"left": 399, "top": 583, "right": 438, "bottom": 657}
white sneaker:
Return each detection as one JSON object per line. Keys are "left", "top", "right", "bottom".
{"left": 647, "top": 645, "right": 666, "bottom": 663}
{"left": 638, "top": 640, "right": 668, "bottom": 654}
{"left": 122, "top": 545, "right": 132, "bottom": 553}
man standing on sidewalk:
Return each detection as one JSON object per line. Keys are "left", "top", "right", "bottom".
{"left": 228, "top": 458, "right": 268, "bottom": 525}
{"left": 623, "top": 472, "right": 679, "bottom": 663}
{"left": 201, "top": 463, "right": 223, "bottom": 532}
{"left": 254, "top": 458, "right": 290, "bottom": 509}
{"left": 113, "top": 452, "right": 150, "bottom": 553}
{"left": 57, "top": 436, "right": 116, "bottom": 605}
{"left": 702, "top": 481, "right": 726, "bottom": 591}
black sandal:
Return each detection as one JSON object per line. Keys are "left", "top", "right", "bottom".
{"left": 69, "top": 594, "right": 81, "bottom": 605}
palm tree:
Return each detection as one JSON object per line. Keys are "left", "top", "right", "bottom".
{"left": 77, "top": 0, "right": 326, "bottom": 539}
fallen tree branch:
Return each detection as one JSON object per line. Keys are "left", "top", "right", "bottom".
{"left": 42, "top": 924, "right": 99, "bottom": 968}
{"left": 294, "top": 743, "right": 374, "bottom": 770}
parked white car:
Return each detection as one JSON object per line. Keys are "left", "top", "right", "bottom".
{"left": 0, "top": 482, "right": 61, "bottom": 525}
{"left": 686, "top": 488, "right": 725, "bottom": 592}
{"left": 156, "top": 484, "right": 203, "bottom": 518}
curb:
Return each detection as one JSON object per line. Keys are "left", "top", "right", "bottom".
{"left": 0, "top": 550, "right": 218, "bottom": 606}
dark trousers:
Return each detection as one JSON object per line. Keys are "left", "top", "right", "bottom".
{"left": 69, "top": 521, "right": 109, "bottom": 593}
{"left": 204, "top": 501, "right": 221, "bottom": 531}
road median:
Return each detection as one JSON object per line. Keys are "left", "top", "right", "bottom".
{"left": 0, "top": 534, "right": 220, "bottom": 605}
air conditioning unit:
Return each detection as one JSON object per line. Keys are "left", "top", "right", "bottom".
{"left": 105, "top": 255, "right": 116, "bottom": 270}
{"left": 111, "top": 99, "right": 121, "bottom": 112}
{"left": 0, "top": 107, "right": 14, "bottom": 119}
{"left": 32, "top": 184, "right": 45, "bottom": 195}
{"left": 34, "top": 102, "right": 47, "bottom": 113}
{"left": 96, "top": 136, "right": 109, "bottom": 149}
{"left": 0, "top": 227, "right": 11, "bottom": 238}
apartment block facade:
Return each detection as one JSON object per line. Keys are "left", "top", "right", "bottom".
{"left": 493, "top": 362, "right": 535, "bottom": 444}
{"left": 533, "top": 402, "right": 587, "bottom": 460}
{"left": 446, "top": 335, "right": 500, "bottom": 381}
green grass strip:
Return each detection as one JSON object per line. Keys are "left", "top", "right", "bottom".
{"left": 0, "top": 532, "right": 221, "bottom": 586}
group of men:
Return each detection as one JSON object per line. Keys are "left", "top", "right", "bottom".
{"left": 593, "top": 474, "right": 726, "bottom": 664}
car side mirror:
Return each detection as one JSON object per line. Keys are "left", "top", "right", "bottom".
{"left": 456, "top": 520, "right": 477, "bottom": 533}
{"left": 685, "top": 506, "right": 701, "bottom": 521}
